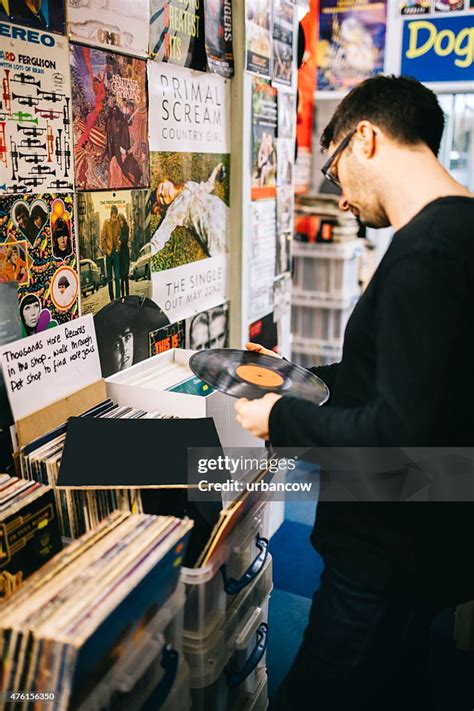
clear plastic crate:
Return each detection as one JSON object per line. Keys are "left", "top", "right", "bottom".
{"left": 75, "top": 584, "right": 185, "bottom": 711}
{"left": 292, "top": 240, "right": 362, "bottom": 297}
{"left": 181, "top": 501, "right": 270, "bottom": 642}
{"left": 185, "top": 557, "right": 272, "bottom": 711}
{"left": 291, "top": 293, "right": 358, "bottom": 342}
{"left": 235, "top": 668, "right": 268, "bottom": 711}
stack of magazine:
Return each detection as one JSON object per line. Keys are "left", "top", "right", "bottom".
{"left": 0, "top": 475, "right": 62, "bottom": 600}
{"left": 17, "top": 399, "right": 177, "bottom": 539}
{"left": 0, "top": 511, "right": 193, "bottom": 710}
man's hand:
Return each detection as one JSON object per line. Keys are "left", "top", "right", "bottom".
{"left": 245, "top": 342, "right": 282, "bottom": 359}
{"left": 235, "top": 393, "right": 282, "bottom": 440}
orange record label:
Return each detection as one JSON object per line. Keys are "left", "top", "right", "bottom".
{"left": 235, "top": 364, "right": 284, "bottom": 388}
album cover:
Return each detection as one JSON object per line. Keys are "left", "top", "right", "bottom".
{"left": 186, "top": 302, "right": 229, "bottom": 351}
{"left": 77, "top": 190, "right": 151, "bottom": 316}
{"left": 0, "top": 282, "right": 20, "bottom": 426}
{"left": 0, "top": 0, "right": 66, "bottom": 35}
{"left": 0, "top": 193, "right": 79, "bottom": 334}
{"left": 149, "top": 320, "right": 185, "bottom": 356}
{"left": 149, "top": 0, "right": 206, "bottom": 69}
{"left": 251, "top": 77, "right": 278, "bottom": 200}
{"left": 272, "top": 0, "right": 295, "bottom": 87}
{"left": 67, "top": 0, "right": 149, "bottom": 57}
{"left": 203, "top": 0, "right": 234, "bottom": 77}
{"left": 317, "top": 0, "right": 387, "bottom": 91}
{"left": 0, "top": 22, "right": 73, "bottom": 193}
{"left": 71, "top": 45, "right": 149, "bottom": 191}
{"left": 0, "top": 485, "right": 62, "bottom": 600}
{"left": 245, "top": 0, "right": 272, "bottom": 77}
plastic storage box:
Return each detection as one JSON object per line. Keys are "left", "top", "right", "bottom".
{"left": 237, "top": 668, "right": 268, "bottom": 711}
{"left": 76, "top": 583, "right": 187, "bottom": 711}
{"left": 185, "top": 554, "right": 272, "bottom": 711}
{"left": 292, "top": 240, "right": 362, "bottom": 297}
{"left": 291, "top": 292, "right": 358, "bottom": 343}
{"left": 181, "top": 500, "right": 270, "bottom": 642}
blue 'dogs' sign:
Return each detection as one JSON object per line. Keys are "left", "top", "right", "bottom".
{"left": 401, "top": 15, "right": 474, "bottom": 83}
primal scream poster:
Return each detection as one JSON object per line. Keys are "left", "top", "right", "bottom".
{"left": 71, "top": 45, "right": 149, "bottom": 191}
{"left": 0, "top": 22, "right": 73, "bottom": 193}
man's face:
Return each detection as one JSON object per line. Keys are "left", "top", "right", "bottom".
{"left": 58, "top": 233, "right": 68, "bottom": 251}
{"left": 209, "top": 315, "right": 227, "bottom": 348}
{"left": 110, "top": 211, "right": 118, "bottom": 224}
{"left": 18, "top": 212, "right": 29, "bottom": 230}
{"left": 191, "top": 320, "right": 209, "bottom": 350}
{"left": 23, "top": 302, "right": 40, "bottom": 329}
{"left": 328, "top": 132, "right": 390, "bottom": 229}
{"left": 112, "top": 327, "right": 134, "bottom": 371}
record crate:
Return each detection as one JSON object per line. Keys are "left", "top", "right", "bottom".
{"left": 76, "top": 583, "right": 189, "bottom": 711}
{"left": 291, "top": 291, "right": 359, "bottom": 343}
{"left": 181, "top": 500, "right": 271, "bottom": 642}
{"left": 291, "top": 338, "right": 343, "bottom": 370}
{"left": 292, "top": 239, "right": 362, "bottom": 298}
{"left": 184, "top": 554, "right": 273, "bottom": 711}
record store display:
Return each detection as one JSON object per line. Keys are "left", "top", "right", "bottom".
{"left": 0, "top": 511, "right": 193, "bottom": 710}
{"left": 190, "top": 349, "right": 330, "bottom": 404}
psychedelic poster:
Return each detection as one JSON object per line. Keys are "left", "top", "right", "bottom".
{"left": 67, "top": 0, "right": 150, "bottom": 57}
{"left": 245, "top": 0, "right": 272, "bottom": 77}
{"left": 0, "top": 23, "right": 73, "bottom": 193}
{"left": 147, "top": 63, "right": 230, "bottom": 323}
{"left": 203, "top": 0, "right": 234, "bottom": 77}
{"left": 272, "top": 0, "right": 295, "bottom": 87}
{"left": 0, "top": 193, "right": 79, "bottom": 336}
{"left": 251, "top": 77, "right": 277, "bottom": 200}
{"left": 149, "top": 0, "right": 206, "bottom": 69}
{"left": 0, "top": 0, "right": 66, "bottom": 34}
{"left": 71, "top": 46, "right": 149, "bottom": 191}
{"left": 149, "top": 319, "right": 185, "bottom": 355}
{"left": 317, "top": 0, "right": 387, "bottom": 91}
{"left": 77, "top": 190, "right": 151, "bottom": 316}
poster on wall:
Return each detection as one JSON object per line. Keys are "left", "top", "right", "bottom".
{"left": 186, "top": 302, "right": 229, "bottom": 350}
{"left": 203, "top": 0, "right": 234, "bottom": 77}
{"left": 249, "top": 199, "right": 276, "bottom": 321}
{"left": 0, "top": 193, "right": 79, "bottom": 335}
{"left": 435, "top": 0, "right": 465, "bottom": 11}
{"left": 149, "top": 320, "right": 185, "bottom": 355}
{"left": 149, "top": 0, "right": 206, "bottom": 69}
{"left": 77, "top": 190, "right": 151, "bottom": 316}
{"left": 93, "top": 295, "right": 169, "bottom": 377}
{"left": 0, "top": 0, "right": 66, "bottom": 34}
{"left": 317, "top": 0, "right": 387, "bottom": 91}
{"left": 251, "top": 77, "right": 278, "bottom": 200}
{"left": 71, "top": 45, "right": 149, "bottom": 191}
{"left": 401, "top": 15, "right": 474, "bottom": 83}
{"left": 278, "top": 90, "right": 296, "bottom": 140}
{"left": 67, "top": 0, "right": 150, "bottom": 57}
{"left": 147, "top": 63, "right": 231, "bottom": 323}
{"left": 273, "top": 273, "right": 291, "bottom": 321}
{"left": 0, "top": 283, "right": 21, "bottom": 426}
{"left": 277, "top": 138, "right": 294, "bottom": 186}
{"left": 249, "top": 311, "right": 278, "bottom": 352}
{"left": 245, "top": 0, "right": 272, "bottom": 76}
{"left": 0, "top": 23, "right": 73, "bottom": 194}
{"left": 272, "top": 0, "right": 296, "bottom": 87}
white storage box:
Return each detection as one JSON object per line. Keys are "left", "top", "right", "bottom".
{"left": 105, "top": 348, "right": 262, "bottom": 449}
{"left": 185, "top": 556, "right": 272, "bottom": 711}
{"left": 76, "top": 583, "right": 186, "bottom": 711}
{"left": 291, "top": 293, "right": 358, "bottom": 343}
{"left": 292, "top": 240, "right": 362, "bottom": 297}
{"left": 181, "top": 500, "right": 271, "bottom": 641}
{"left": 236, "top": 668, "right": 268, "bottom": 711}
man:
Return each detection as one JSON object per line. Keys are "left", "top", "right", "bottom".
{"left": 100, "top": 205, "right": 121, "bottom": 301}
{"left": 236, "top": 76, "right": 474, "bottom": 710}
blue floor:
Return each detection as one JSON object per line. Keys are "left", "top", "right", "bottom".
{"left": 267, "top": 502, "right": 474, "bottom": 707}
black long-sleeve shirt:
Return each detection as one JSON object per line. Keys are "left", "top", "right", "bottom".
{"left": 270, "top": 197, "right": 474, "bottom": 606}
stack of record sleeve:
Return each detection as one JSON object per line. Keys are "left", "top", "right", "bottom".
{"left": 0, "top": 475, "right": 62, "bottom": 600}
{"left": 17, "top": 399, "right": 178, "bottom": 539}
{"left": 0, "top": 511, "right": 193, "bottom": 710}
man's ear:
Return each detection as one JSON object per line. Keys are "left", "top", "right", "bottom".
{"left": 356, "top": 120, "right": 377, "bottom": 159}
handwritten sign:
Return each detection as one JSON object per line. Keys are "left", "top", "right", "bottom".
{"left": 0, "top": 314, "right": 101, "bottom": 421}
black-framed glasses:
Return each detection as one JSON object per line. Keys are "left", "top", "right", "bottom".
{"left": 321, "top": 129, "right": 356, "bottom": 189}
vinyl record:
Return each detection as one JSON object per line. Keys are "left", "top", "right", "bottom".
{"left": 189, "top": 349, "right": 330, "bottom": 404}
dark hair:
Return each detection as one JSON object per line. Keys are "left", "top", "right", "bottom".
{"left": 52, "top": 217, "right": 72, "bottom": 256}
{"left": 321, "top": 75, "right": 445, "bottom": 156}
{"left": 110, "top": 205, "right": 118, "bottom": 216}
{"left": 58, "top": 275, "right": 70, "bottom": 288}
{"left": 15, "top": 203, "right": 29, "bottom": 220}
{"left": 30, "top": 204, "right": 47, "bottom": 225}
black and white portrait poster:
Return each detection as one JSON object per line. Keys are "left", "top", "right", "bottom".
{"left": 186, "top": 301, "right": 229, "bottom": 350}
{"left": 147, "top": 63, "right": 231, "bottom": 323}
{"left": 67, "top": 0, "right": 150, "bottom": 57}
{"left": 203, "top": 0, "right": 234, "bottom": 77}
{"left": 272, "top": 0, "right": 296, "bottom": 87}
{"left": 0, "top": 22, "right": 73, "bottom": 193}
